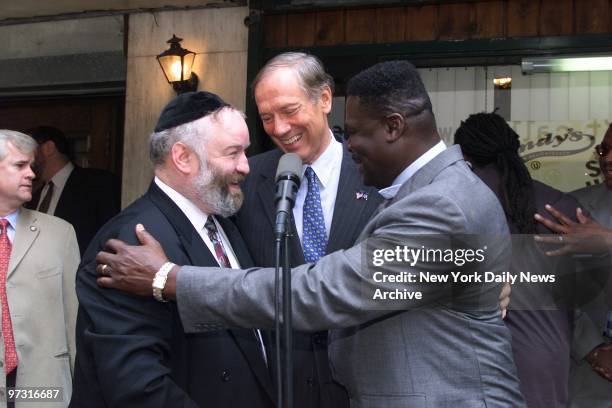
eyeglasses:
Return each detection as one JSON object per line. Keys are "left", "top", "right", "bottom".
{"left": 596, "top": 143, "right": 611, "bottom": 157}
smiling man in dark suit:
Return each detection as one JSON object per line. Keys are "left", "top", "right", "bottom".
{"left": 27, "top": 126, "right": 120, "bottom": 255}
{"left": 70, "top": 92, "right": 274, "bottom": 407}
{"left": 235, "top": 52, "right": 382, "bottom": 408}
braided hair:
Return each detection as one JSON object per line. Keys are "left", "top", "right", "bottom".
{"left": 454, "top": 112, "right": 536, "bottom": 233}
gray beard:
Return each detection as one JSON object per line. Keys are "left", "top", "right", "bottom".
{"left": 193, "top": 160, "right": 244, "bottom": 218}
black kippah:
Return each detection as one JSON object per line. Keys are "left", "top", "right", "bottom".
{"left": 154, "top": 91, "right": 229, "bottom": 132}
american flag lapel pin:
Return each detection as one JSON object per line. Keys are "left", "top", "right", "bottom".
{"left": 355, "top": 191, "right": 368, "bottom": 201}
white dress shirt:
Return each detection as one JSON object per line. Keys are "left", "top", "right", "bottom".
{"left": 293, "top": 130, "right": 343, "bottom": 243}
{"left": 37, "top": 162, "right": 74, "bottom": 215}
{"left": 379, "top": 140, "right": 447, "bottom": 200}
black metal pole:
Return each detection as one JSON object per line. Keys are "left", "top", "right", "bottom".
{"left": 274, "top": 239, "right": 282, "bottom": 407}
{"left": 282, "top": 225, "right": 293, "bottom": 408}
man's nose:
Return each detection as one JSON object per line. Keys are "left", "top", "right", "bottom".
{"left": 272, "top": 116, "right": 291, "bottom": 136}
{"left": 237, "top": 152, "right": 249, "bottom": 175}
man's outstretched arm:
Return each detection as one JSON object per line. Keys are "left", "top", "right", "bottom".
{"left": 98, "top": 213, "right": 509, "bottom": 333}
{"left": 97, "top": 223, "right": 403, "bottom": 331}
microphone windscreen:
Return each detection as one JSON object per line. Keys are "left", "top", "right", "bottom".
{"left": 275, "top": 153, "right": 302, "bottom": 182}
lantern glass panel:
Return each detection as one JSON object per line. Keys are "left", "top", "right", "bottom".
{"left": 181, "top": 53, "right": 195, "bottom": 80}
{"left": 159, "top": 54, "right": 182, "bottom": 82}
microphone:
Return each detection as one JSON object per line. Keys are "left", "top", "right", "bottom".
{"left": 274, "top": 153, "right": 302, "bottom": 239}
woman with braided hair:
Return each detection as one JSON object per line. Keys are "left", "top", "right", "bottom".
{"left": 454, "top": 112, "right": 537, "bottom": 234}
{"left": 454, "top": 112, "right": 582, "bottom": 408}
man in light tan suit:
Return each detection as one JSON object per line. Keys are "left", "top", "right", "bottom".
{"left": 0, "top": 129, "right": 79, "bottom": 407}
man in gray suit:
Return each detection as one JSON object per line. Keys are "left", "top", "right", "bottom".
{"left": 568, "top": 124, "right": 612, "bottom": 407}
{"left": 534, "top": 124, "right": 612, "bottom": 407}
{"left": 96, "top": 61, "right": 525, "bottom": 407}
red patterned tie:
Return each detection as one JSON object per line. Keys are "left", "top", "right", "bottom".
{"left": 0, "top": 219, "right": 18, "bottom": 374}
{"left": 204, "top": 216, "right": 231, "bottom": 268}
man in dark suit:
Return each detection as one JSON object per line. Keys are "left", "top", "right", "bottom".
{"left": 27, "top": 126, "right": 120, "bottom": 254}
{"left": 70, "top": 92, "right": 274, "bottom": 407}
{"left": 235, "top": 52, "right": 382, "bottom": 408}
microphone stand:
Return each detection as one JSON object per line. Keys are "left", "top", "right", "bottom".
{"left": 275, "top": 220, "right": 293, "bottom": 408}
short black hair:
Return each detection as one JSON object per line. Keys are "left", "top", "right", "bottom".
{"left": 346, "top": 60, "right": 432, "bottom": 118}
{"left": 29, "top": 126, "right": 72, "bottom": 160}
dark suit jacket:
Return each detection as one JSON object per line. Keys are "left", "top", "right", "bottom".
{"left": 234, "top": 141, "right": 382, "bottom": 408}
{"left": 475, "top": 164, "right": 584, "bottom": 408}
{"left": 70, "top": 182, "right": 274, "bottom": 408}
{"left": 29, "top": 166, "right": 121, "bottom": 255}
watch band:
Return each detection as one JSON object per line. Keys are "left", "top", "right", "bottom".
{"left": 152, "top": 262, "right": 176, "bottom": 302}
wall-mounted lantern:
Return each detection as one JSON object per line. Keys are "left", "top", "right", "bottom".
{"left": 157, "top": 34, "right": 198, "bottom": 94}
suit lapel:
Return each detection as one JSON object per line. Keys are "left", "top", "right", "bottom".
{"left": 256, "top": 151, "right": 304, "bottom": 266}
{"left": 326, "top": 146, "right": 380, "bottom": 254}
{"left": 227, "top": 329, "right": 275, "bottom": 400}
{"left": 288, "top": 216, "right": 304, "bottom": 265}
{"left": 393, "top": 145, "right": 464, "bottom": 204}
{"left": 54, "top": 167, "right": 82, "bottom": 218}
{"left": 149, "top": 182, "right": 274, "bottom": 400}
{"left": 217, "top": 217, "right": 253, "bottom": 267}
{"left": 255, "top": 167, "right": 277, "bottom": 230}
{"left": 356, "top": 145, "right": 464, "bottom": 241}
{"left": 593, "top": 184, "right": 612, "bottom": 226}
{"left": 8, "top": 209, "right": 40, "bottom": 277}
{"left": 218, "top": 212, "right": 275, "bottom": 399}
{"left": 147, "top": 182, "right": 218, "bottom": 267}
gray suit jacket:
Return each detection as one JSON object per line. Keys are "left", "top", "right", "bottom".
{"left": 3, "top": 208, "right": 79, "bottom": 407}
{"left": 572, "top": 183, "right": 612, "bottom": 226}
{"left": 569, "top": 183, "right": 612, "bottom": 408}
{"left": 176, "top": 146, "right": 525, "bottom": 407}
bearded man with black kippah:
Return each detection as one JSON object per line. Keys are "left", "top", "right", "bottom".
{"left": 70, "top": 92, "right": 274, "bottom": 408}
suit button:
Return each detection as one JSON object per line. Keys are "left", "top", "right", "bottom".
{"left": 306, "top": 377, "right": 314, "bottom": 386}
{"left": 221, "top": 370, "right": 231, "bottom": 382}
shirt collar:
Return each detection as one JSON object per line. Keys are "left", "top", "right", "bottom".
{"left": 154, "top": 176, "right": 209, "bottom": 232}
{"left": 379, "top": 140, "right": 447, "bottom": 200}
{"left": 50, "top": 162, "right": 74, "bottom": 190}
{"left": 302, "top": 129, "right": 342, "bottom": 189}
{"left": 2, "top": 209, "right": 19, "bottom": 230}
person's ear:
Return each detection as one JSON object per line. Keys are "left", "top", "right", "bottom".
{"left": 384, "top": 113, "right": 405, "bottom": 142}
{"left": 170, "top": 142, "right": 197, "bottom": 175}
{"left": 38, "top": 140, "right": 54, "bottom": 157}
{"left": 319, "top": 86, "right": 332, "bottom": 115}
